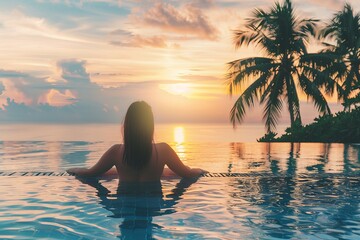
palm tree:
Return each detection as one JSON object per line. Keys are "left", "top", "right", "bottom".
{"left": 320, "top": 4, "right": 360, "bottom": 110}
{"left": 227, "top": 0, "right": 331, "bottom": 132}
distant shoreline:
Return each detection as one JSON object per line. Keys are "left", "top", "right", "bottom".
{"left": 258, "top": 107, "right": 360, "bottom": 143}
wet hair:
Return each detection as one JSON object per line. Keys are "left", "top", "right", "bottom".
{"left": 122, "top": 101, "right": 154, "bottom": 170}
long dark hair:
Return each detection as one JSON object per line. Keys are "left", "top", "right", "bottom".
{"left": 122, "top": 101, "right": 154, "bottom": 170}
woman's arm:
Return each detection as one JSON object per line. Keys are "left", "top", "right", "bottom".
{"left": 67, "top": 144, "right": 119, "bottom": 177}
{"left": 162, "top": 143, "right": 207, "bottom": 178}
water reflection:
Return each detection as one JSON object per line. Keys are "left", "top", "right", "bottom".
{"left": 173, "top": 127, "right": 184, "bottom": 144}
{"left": 227, "top": 174, "right": 360, "bottom": 239}
{"left": 0, "top": 141, "right": 107, "bottom": 171}
{"left": 173, "top": 127, "right": 186, "bottom": 161}
{"left": 226, "top": 143, "right": 360, "bottom": 239}
{"left": 1, "top": 141, "right": 360, "bottom": 239}
{"left": 227, "top": 143, "right": 360, "bottom": 175}
{"left": 1, "top": 141, "right": 359, "bottom": 175}
{"left": 77, "top": 177, "right": 197, "bottom": 239}
{"left": 61, "top": 143, "right": 91, "bottom": 165}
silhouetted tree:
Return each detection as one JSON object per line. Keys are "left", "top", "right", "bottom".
{"left": 320, "top": 3, "right": 360, "bottom": 110}
{"left": 227, "top": 0, "right": 331, "bottom": 132}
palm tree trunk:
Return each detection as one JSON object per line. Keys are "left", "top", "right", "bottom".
{"left": 285, "top": 75, "right": 296, "bottom": 128}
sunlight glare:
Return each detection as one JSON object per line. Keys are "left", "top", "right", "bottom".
{"left": 160, "top": 83, "right": 191, "bottom": 96}
{"left": 174, "top": 126, "right": 186, "bottom": 160}
{"left": 174, "top": 126, "right": 185, "bottom": 144}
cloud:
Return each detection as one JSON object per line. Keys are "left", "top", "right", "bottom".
{"left": 0, "top": 58, "right": 233, "bottom": 124}
{"left": 179, "top": 74, "right": 220, "bottom": 82}
{"left": 109, "top": 28, "right": 168, "bottom": 48}
{"left": 110, "top": 35, "right": 168, "bottom": 48}
{"left": 0, "top": 59, "right": 120, "bottom": 122}
{"left": 3, "top": 10, "right": 88, "bottom": 43}
{"left": 109, "top": 28, "right": 133, "bottom": 36}
{"left": 298, "top": 0, "right": 344, "bottom": 11}
{"left": 57, "top": 59, "right": 90, "bottom": 83}
{"left": 189, "top": 0, "right": 214, "bottom": 8}
{"left": 0, "top": 60, "right": 100, "bottom": 109}
{"left": 91, "top": 72, "right": 132, "bottom": 77}
{"left": 0, "top": 70, "right": 51, "bottom": 106}
{"left": 0, "top": 58, "right": 345, "bottom": 125}
{"left": 36, "top": 0, "right": 123, "bottom": 7}
{"left": 43, "top": 89, "right": 76, "bottom": 107}
{"left": 54, "top": 59, "right": 113, "bottom": 106}
{"left": 137, "top": 2, "right": 219, "bottom": 40}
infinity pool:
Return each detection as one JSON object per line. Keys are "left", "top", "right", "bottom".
{"left": 1, "top": 141, "right": 360, "bottom": 239}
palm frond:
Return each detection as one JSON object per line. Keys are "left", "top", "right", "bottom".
{"left": 233, "top": 30, "right": 260, "bottom": 49}
{"left": 298, "top": 74, "right": 331, "bottom": 114}
{"left": 227, "top": 0, "right": 335, "bottom": 130}
{"left": 298, "top": 19, "right": 319, "bottom": 38}
{"left": 262, "top": 72, "right": 285, "bottom": 132}
{"left": 263, "top": 88, "right": 283, "bottom": 133}
{"left": 300, "top": 52, "right": 347, "bottom": 98}
{"left": 230, "top": 73, "right": 272, "bottom": 126}
{"left": 227, "top": 57, "right": 277, "bottom": 95}
{"left": 302, "top": 65, "right": 344, "bottom": 98}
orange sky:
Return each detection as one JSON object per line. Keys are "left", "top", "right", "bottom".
{"left": 0, "top": 0, "right": 358, "bottom": 125}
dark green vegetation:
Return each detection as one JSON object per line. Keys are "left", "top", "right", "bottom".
{"left": 258, "top": 107, "right": 360, "bottom": 142}
{"left": 320, "top": 3, "right": 360, "bottom": 111}
{"left": 227, "top": 0, "right": 360, "bottom": 142}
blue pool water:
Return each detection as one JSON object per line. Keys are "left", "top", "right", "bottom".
{"left": 1, "top": 140, "right": 360, "bottom": 239}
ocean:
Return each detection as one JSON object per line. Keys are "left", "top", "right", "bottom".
{"left": 0, "top": 123, "right": 287, "bottom": 142}
{"left": 1, "top": 123, "right": 360, "bottom": 239}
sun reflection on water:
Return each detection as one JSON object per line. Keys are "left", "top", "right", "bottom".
{"left": 174, "top": 126, "right": 186, "bottom": 160}
{"left": 174, "top": 127, "right": 184, "bottom": 144}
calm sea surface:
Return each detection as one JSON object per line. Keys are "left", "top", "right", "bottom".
{"left": 0, "top": 124, "right": 360, "bottom": 239}
{"left": 0, "top": 123, "right": 287, "bottom": 142}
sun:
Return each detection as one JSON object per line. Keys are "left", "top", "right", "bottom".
{"left": 160, "top": 83, "right": 191, "bottom": 96}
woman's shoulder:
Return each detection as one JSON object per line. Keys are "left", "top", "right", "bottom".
{"left": 154, "top": 142, "right": 172, "bottom": 154}
{"left": 109, "top": 144, "right": 122, "bottom": 153}
{"left": 110, "top": 143, "right": 122, "bottom": 148}
{"left": 154, "top": 142, "right": 170, "bottom": 149}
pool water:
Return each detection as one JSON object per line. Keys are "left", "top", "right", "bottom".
{"left": 1, "top": 141, "right": 360, "bottom": 239}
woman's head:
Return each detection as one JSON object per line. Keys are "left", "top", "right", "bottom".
{"left": 123, "top": 101, "right": 154, "bottom": 170}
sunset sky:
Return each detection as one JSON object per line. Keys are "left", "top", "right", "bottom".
{"left": 0, "top": 0, "right": 359, "bottom": 125}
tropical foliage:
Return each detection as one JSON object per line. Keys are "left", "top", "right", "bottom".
{"left": 227, "top": 0, "right": 360, "bottom": 135}
{"left": 258, "top": 107, "right": 360, "bottom": 143}
{"left": 227, "top": 0, "right": 331, "bottom": 132}
{"left": 320, "top": 3, "right": 360, "bottom": 110}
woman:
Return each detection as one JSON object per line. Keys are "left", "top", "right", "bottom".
{"left": 67, "top": 101, "right": 207, "bottom": 181}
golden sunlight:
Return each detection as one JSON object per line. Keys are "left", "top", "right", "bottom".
{"left": 174, "top": 126, "right": 185, "bottom": 144}
{"left": 173, "top": 126, "right": 186, "bottom": 160}
{"left": 160, "top": 83, "right": 192, "bottom": 97}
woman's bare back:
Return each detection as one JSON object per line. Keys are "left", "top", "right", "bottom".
{"left": 66, "top": 101, "right": 206, "bottom": 180}
{"left": 67, "top": 142, "right": 205, "bottom": 180}
{"left": 115, "top": 143, "right": 165, "bottom": 182}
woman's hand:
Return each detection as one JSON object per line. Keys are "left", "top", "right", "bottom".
{"left": 66, "top": 167, "right": 89, "bottom": 176}
{"left": 191, "top": 168, "right": 208, "bottom": 177}
{"left": 66, "top": 145, "right": 119, "bottom": 178}
{"left": 162, "top": 167, "right": 208, "bottom": 178}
